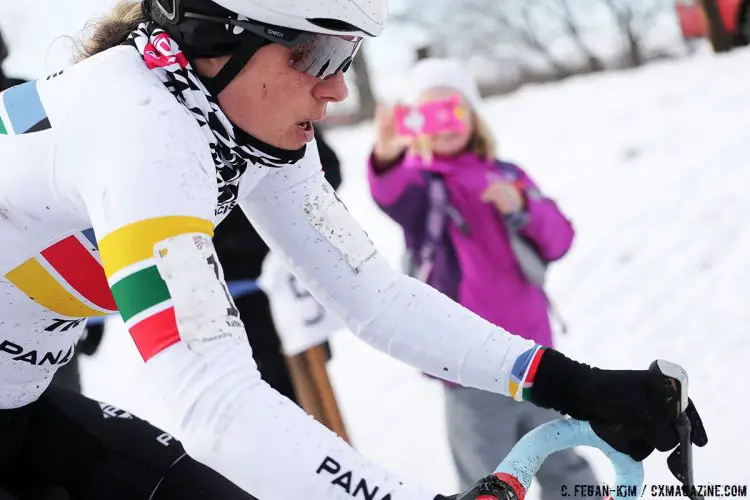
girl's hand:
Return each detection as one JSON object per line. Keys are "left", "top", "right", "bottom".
{"left": 481, "top": 180, "right": 524, "bottom": 215}
{"left": 372, "top": 103, "right": 413, "bottom": 165}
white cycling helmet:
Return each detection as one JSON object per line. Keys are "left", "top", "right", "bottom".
{"left": 148, "top": 0, "right": 387, "bottom": 94}
{"left": 210, "top": 0, "right": 386, "bottom": 37}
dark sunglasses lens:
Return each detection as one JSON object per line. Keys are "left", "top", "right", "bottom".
{"left": 288, "top": 35, "right": 362, "bottom": 79}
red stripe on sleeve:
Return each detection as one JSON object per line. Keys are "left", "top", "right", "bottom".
{"left": 129, "top": 306, "right": 181, "bottom": 361}
{"left": 41, "top": 235, "right": 117, "bottom": 311}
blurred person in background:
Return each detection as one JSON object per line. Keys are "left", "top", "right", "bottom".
{"left": 367, "top": 57, "right": 598, "bottom": 497}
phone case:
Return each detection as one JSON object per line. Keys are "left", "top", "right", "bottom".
{"left": 394, "top": 95, "right": 466, "bottom": 137}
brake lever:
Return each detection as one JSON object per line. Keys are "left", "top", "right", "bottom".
{"left": 650, "top": 360, "right": 703, "bottom": 500}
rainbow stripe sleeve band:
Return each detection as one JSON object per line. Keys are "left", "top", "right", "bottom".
{"left": 98, "top": 215, "right": 214, "bottom": 361}
{"left": 508, "top": 345, "right": 547, "bottom": 402}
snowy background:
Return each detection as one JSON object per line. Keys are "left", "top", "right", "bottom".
{"left": 2, "top": 1, "right": 749, "bottom": 497}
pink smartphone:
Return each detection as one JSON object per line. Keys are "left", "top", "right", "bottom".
{"left": 394, "top": 95, "right": 466, "bottom": 137}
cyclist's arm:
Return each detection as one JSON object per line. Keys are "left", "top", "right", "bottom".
{"left": 239, "top": 145, "right": 541, "bottom": 396}
{"left": 55, "top": 71, "right": 441, "bottom": 499}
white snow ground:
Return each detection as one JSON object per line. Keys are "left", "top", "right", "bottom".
{"left": 69, "top": 46, "right": 750, "bottom": 497}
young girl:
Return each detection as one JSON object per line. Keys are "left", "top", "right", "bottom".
{"left": 367, "top": 58, "right": 599, "bottom": 497}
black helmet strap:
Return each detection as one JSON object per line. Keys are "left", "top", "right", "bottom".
{"left": 200, "top": 34, "right": 271, "bottom": 97}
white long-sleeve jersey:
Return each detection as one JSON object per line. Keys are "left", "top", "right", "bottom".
{"left": 0, "top": 46, "right": 543, "bottom": 499}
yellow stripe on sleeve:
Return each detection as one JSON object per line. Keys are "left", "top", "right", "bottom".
{"left": 98, "top": 216, "right": 214, "bottom": 278}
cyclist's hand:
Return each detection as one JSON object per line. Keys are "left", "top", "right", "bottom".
{"left": 590, "top": 364, "right": 707, "bottom": 485}
{"left": 529, "top": 350, "right": 708, "bottom": 469}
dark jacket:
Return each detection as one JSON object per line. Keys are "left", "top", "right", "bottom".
{"left": 0, "top": 75, "right": 24, "bottom": 90}
{"left": 0, "top": 30, "right": 26, "bottom": 91}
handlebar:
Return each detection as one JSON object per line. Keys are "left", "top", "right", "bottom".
{"left": 493, "top": 418, "right": 644, "bottom": 500}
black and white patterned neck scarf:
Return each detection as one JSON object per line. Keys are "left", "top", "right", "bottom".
{"left": 124, "top": 23, "right": 301, "bottom": 217}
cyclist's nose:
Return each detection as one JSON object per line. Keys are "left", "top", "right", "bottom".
{"left": 313, "top": 72, "right": 348, "bottom": 103}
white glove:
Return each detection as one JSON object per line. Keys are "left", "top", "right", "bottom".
{"left": 258, "top": 252, "right": 343, "bottom": 357}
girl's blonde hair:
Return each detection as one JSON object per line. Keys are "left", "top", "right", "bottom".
{"left": 73, "top": 1, "right": 146, "bottom": 62}
{"left": 467, "top": 112, "right": 497, "bottom": 162}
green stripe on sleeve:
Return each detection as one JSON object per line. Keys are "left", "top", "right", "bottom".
{"left": 110, "top": 266, "right": 171, "bottom": 322}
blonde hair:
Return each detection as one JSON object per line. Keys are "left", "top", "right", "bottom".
{"left": 73, "top": 1, "right": 146, "bottom": 62}
{"left": 467, "top": 112, "right": 497, "bottom": 162}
